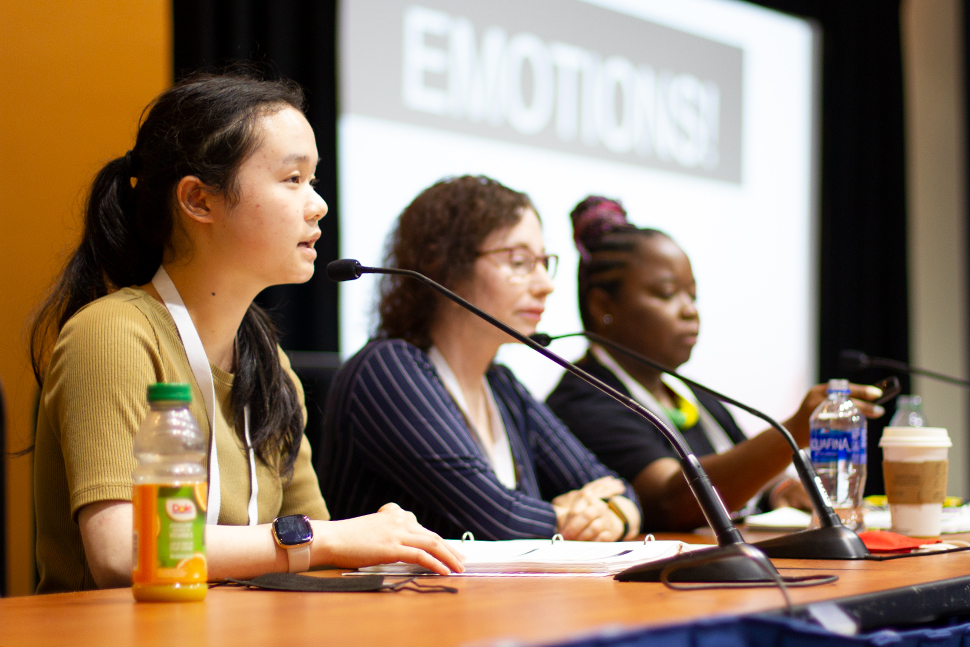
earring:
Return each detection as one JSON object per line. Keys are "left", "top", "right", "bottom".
{"left": 603, "top": 314, "right": 613, "bottom": 324}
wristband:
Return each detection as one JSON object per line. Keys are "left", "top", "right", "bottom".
{"left": 602, "top": 497, "right": 630, "bottom": 541}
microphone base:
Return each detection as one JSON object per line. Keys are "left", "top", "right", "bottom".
{"left": 752, "top": 525, "right": 870, "bottom": 560}
{"left": 614, "top": 543, "right": 778, "bottom": 583}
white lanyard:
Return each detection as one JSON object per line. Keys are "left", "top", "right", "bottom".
{"left": 152, "top": 266, "right": 258, "bottom": 526}
{"left": 591, "top": 345, "right": 734, "bottom": 453}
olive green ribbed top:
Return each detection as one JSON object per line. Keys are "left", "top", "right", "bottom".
{"left": 34, "top": 287, "right": 329, "bottom": 593}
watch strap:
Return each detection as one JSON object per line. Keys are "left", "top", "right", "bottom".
{"left": 286, "top": 543, "right": 311, "bottom": 573}
{"left": 603, "top": 497, "right": 630, "bottom": 541}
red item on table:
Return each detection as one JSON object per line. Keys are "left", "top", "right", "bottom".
{"left": 858, "top": 530, "right": 942, "bottom": 553}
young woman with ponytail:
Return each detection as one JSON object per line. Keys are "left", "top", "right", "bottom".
{"left": 30, "top": 73, "right": 462, "bottom": 593}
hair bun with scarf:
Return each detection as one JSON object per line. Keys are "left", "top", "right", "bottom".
{"left": 570, "top": 196, "right": 631, "bottom": 263}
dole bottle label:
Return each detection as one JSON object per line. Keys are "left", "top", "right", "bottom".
{"left": 132, "top": 483, "right": 207, "bottom": 585}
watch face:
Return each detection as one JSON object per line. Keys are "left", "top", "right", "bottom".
{"left": 274, "top": 515, "right": 313, "bottom": 546}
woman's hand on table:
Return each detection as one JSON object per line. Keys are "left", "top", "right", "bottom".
{"left": 78, "top": 499, "right": 464, "bottom": 589}
{"left": 579, "top": 476, "right": 627, "bottom": 500}
{"left": 552, "top": 478, "right": 639, "bottom": 542}
{"left": 314, "top": 503, "right": 465, "bottom": 575}
{"left": 768, "top": 477, "right": 813, "bottom": 512}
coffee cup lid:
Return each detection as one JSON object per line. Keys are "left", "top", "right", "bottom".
{"left": 879, "top": 426, "right": 952, "bottom": 448}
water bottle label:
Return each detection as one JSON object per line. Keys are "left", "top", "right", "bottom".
{"left": 810, "top": 427, "right": 866, "bottom": 465}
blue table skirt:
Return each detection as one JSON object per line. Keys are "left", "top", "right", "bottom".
{"left": 547, "top": 613, "right": 970, "bottom": 647}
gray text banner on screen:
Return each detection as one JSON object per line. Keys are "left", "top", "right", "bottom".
{"left": 342, "top": 0, "right": 744, "bottom": 184}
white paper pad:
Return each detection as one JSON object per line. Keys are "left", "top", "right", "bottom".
{"left": 358, "top": 539, "right": 701, "bottom": 576}
{"left": 743, "top": 507, "right": 812, "bottom": 530}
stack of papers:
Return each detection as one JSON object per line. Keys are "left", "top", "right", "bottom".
{"left": 743, "top": 507, "right": 812, "bottom": 531}
{"left": 359, "top": 539, "right": 698, "bottom": 576}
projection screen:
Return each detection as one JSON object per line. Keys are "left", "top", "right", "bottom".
{"left": 337, "top": 0, "right": 819, "bottom": 434}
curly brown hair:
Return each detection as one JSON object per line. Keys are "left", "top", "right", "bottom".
{"left": 377, "top": 175, "right": 535, "bottom": 349}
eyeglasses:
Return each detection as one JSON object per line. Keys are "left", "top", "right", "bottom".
{"left": 478, "top": 246, "right": 558, "bottom": 279}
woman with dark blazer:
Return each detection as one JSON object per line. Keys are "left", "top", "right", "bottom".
{"left": 547, "top": 196, "right": 884, "bottom": 531}
{"left": 320, "top": 177, "right": 641, "bottom": 541}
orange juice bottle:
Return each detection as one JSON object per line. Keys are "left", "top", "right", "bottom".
{"left": 132, "top": 383, "right": 208, "bottom": 602}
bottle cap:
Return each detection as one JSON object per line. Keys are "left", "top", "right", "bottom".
{"left": 897, "top": 394, "right": 922, "bottom": 408}
{"left": 826, "top": 378, "right": 850, "bottom": 394}
{"left": 147, "top": 383, "right": 192, "bottom": 403}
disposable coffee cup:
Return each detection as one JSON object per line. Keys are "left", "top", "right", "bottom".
{"left": 879, "top": 427, "right": 951, "bottom": 537}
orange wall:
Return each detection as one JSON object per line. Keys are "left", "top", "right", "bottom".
{"left": 0, "top": 1, "right": 170, "bottom": 596}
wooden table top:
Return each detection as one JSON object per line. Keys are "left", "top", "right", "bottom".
{"left": 5, "top": 532, "right": 970, "bottom": 647}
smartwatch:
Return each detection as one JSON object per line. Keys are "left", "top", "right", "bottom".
{"left": 272, "top": 514, "right": 313, "bottom": 573}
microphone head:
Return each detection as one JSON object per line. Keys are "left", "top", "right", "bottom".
{"left": 327, "top": 259, "right": 363, "bottom": 282}
{"left": 839, "top": 349, "right": 870, "bottom": 372}
{"left": 530, "top": 333, "right": 553, "bottom": 347}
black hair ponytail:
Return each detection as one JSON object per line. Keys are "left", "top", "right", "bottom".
{"left": 30, "top": 155, "right": 162, "bottom": 384}
{"left": 30, "top": 72, "right": 308, "bottom": 478}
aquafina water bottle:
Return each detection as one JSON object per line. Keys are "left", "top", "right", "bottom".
{"left": 809, "top": 379, "right": 867, "bottom": 530}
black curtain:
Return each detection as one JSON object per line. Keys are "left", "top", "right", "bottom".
{"left": 747, "top": 0, "right": 910, "bottom": 495}
{"left": 172, "top": 0, "right": 911, "bottom": 495}
{"left": 173, "top": 0, "right": 341, "bottom": 354}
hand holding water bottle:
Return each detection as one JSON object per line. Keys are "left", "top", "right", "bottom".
{"left": 809, "top": 379, "right": 870, "bottom": 531}
{"left": 784, "top": 382, "right": 885, "bottom": 448}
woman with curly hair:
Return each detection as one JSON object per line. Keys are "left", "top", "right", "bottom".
{"left": 320, "top": 176, "right": 641, "bottom": 541}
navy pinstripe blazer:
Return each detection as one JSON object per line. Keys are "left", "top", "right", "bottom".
{"left": 317, "top": 339, "right": 639, "bottom": 540}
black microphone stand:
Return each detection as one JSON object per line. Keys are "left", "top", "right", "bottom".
{"left": 328, "top": 259, "right": 780, "bottom": 583}
{"left": 534, "top": 331, "right": 870, "bottom": 560}
{"left": 841, "top": 349, "right": 970, "bottom": 388}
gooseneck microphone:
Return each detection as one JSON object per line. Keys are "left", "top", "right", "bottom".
{"left": 533, "top": 331, "right": 870, "bottom": 561}
{"left": 841, "top": 349, "right": 970, "bottom": 388}
{"left": 328, "top": 259, "right": 778, "bottom": 583}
